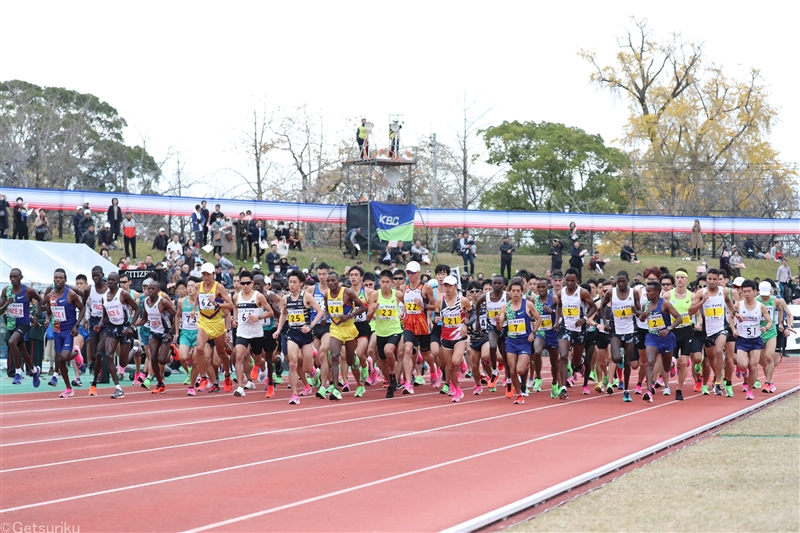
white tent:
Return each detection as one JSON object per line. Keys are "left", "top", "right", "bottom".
{"left": 0, "top": 240, "right": 118, "bottom": 291}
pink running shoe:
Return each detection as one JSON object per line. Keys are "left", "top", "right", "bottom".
{"left": 742, "top": 383, "right": 749, "bottom": 393}
{"left": 769, "top": 383, "right": 777, "bottom": 393}
{"left": 74, "top": 349, "right": 84, "bottom": 367}
{"left": 452, "top": 388, "right": 464, "bottom": 402}
{"left": 187, "top": 388, "right": 196, "bottom": 396}
{"left": 59, "top": 388, "right": 74, "bottom": 398}
{"left": 416, "top": 354, "right": 423, "bottom": 365}
{"left": 583, "top": 386, "right": 590, "bottom": 395}
{"left": 300, "top": 385, "right": 313, "bottom": 396}
{"left": 745, "top": 391, "right": 754, "bottom": 401}
{"left": 735, "top": 366, "right": 741, "bottom": 378}
{"left": 473, "top": 385, "right": 483, "bottom": 395}
{"left": 404, "top": 382, "right": 414, "bottom": 395}
{"left": 312, "top": 347, "right": 318, "bottom": 358}
{"left": 669, "top": 362, "right": 677, "bottom": 378}
{"left": 460, "top": 360, "right": 468, "bottom": 374}
{"left": 635, "top": 385, "right": 643, "bottom": 395}
{"left": 288, "top": 394, "right": 300, "bottom": 405}
{"left": 117, "top": 365, "right": 126, "bottom": 376}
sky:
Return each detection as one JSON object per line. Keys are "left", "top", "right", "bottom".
{"left": 1, "top": 0, "right": 797, "bottom": 199}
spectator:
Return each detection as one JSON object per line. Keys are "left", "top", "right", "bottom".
{"left": 100, "top": 248, "right": 111, "bottom": 260}
{"left": 451, "top": 232, "right": 463, "bottom": 254}
{"left": 247, "top": 214, "right": 259, "bottom": 260}
{"left": 122, "top": 211, "right": 137, "bottom": 259}
{"left": 620, "top": 240, "right": 638, "bottom": 263}
{"left": 208, "top": 203, "right": 224, "bottom": 229}
{"left": 144, "top": 255, "right": 155, "bottom": 269}
{"left": 461, "top": 232, "right": 475, "bottom": 274}
{"left": 588, "top": 250, "right": 608, "bottom": 274}
{"left": 777, "top": 259, "right": 792, "bottom": 295}
{"left": 690, "top": 219, "right": 703, "bottom": 260}
{"left": 278, "top": 257, "right": 290, "bottom": 276}
{"left": 234, "top": 212, "right": 249, "bottom": 261}
{"left": 671, "top": 237, "right": 680, "bottom": 257}
{"left": 379, "top": 243, "right": 394, "bottom": 265}
{"left": 12, "top": 197, "right": 29, "bottom": 240}
{"left": 743, "top": 238, "right": 756, "bottom": 259}
{"left": 210, "top": 216, "right": 224, "bottom": 255}
{"left": 568, "top": 221, "right": 579, "bottom": 241}
{"left": 730, "top": 247, "right": 746, "bottom": 278}
{"left": 569, "top": 240, "right": 588, "bottom": 280}
{"left": 274, "top": 221, "right": 290, "bottom": 241}
{"left": 251, "top": 220, "right": 265, "bottom": 262}
{"left": 152, "top": 227, "right": 168, "bottom": 252}
{"left": 72, "top": 206, "right": 84, "bottom": 243}
{"left": 395, "top": 240, "right": 409, "bottom": 263}
{"left": 410, "top": 240, "right": 429, "bottom": 264}
{"left": 549, "top": 238, "right": 564, "bottom": 272}
{"left": 98, "top": 223, "right": 114, "bottom": 249}
{"left": 191, "top": 205, "right": 205, "bottom": 246}
{"left": 265, "top": 244, "right": 281, "bottom": 273}
{"left": 343, "top": 227, "right": 362, "bottom": 259}
{"left": 181, "top": 247, "right": 196, "bottom": 272}
{"left": 82, "top": 199, "right": 90, "bottom": 213}
{"left": 215, "top": 252, "right": 234, "bottom": 271}
{"left": 166, "top": 234, "right": 183, "bottom": 258}
{"left": 221, "top": 215, "right": 235, "bottom": 256}
{"left": 107, "top": 197, "right": 122, "bottom": 240}
{"left": 288, "top": 257, "right": 299, "bottom": 271}
{"left": 79, "top": 209, "right": 93, "bottom": 236}
{"left": 200, "top": 200, "right": 210, "bottom": 246}
{"left": 0, "top": 193, "right": 9, "bottom": 238}
{"left": 499, "top": 235, "right": 515, "bottom": 279}
{"left": 33, "top": 208, "right": 49, "bottom": 241}
{"left": 770, "top": 242, "right": 785, "bottom": 262}
{"left": 288, "top": 227, "right": 302, "bottom": 251}
{"left": 719, "top": 246, "right": 732, "bottom": 278}
{"left": 79, "top": 223, "right": 96, "bottom": 249}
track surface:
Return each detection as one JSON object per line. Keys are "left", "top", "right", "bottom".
{"left": 1, "top": 359, "right": 798, "bottom": 533}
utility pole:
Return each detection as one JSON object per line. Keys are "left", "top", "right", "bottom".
{"left": 431, "top": 133, "right": 438, "bottom": 254}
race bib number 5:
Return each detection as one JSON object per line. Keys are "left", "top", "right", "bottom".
{"left": 563, "top": 307, "right": 579, "bottom": 317}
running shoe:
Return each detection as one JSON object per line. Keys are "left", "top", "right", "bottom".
{"left": 198, "top": 377, "right": 209, "bottom": 391}
{"left": 316, "top": 385, "right": 328, "bottom": 399}
{"left": 526, "top": 378, "right": 534, "bottom": 390}
{"left": 244, "top": 381, "right": 256, "bottom": 390}
{"left": 300, "top": 385, "right": 313, "bottom": 396}
{"left": 742, "top": 383, "right": 749, "bottom": 393}
{"left": 48, "top": 375, "right": 59, "bottom": 387}
{"left": 117, "top": 365, "right": 126, "bottom": 380}
{"left": 558, "top": 386, "right": 568, "bottom": 400}
{"left": 360, "top": 366, "right": 369, "bottom": 383}
{"left": 769, "top": 383, "right": 776, "bottom": 393}
{"left": 441, "top": 383, "right": 451, "bottom": 395}
{"left": 654, "top": 376, "right": 664, "bottom": 389}
{"left": 386, "top": 383, "right": 395, "bottom": 399}
{"left": 111, "top": 388, "right": 125, "bottom": 399}
{"left": 142, "top": 377, "right": 151, "bottom": 390}
{"left": 473, "top": 385, "right": 483, "bottom": 395}
{"left": 234, "top": 386, "right": 246, "bottom": 397}
{"left": 701, "top": 385, "right": 710, "bottom": 395}
{"left": 753, "top": 379, "right": 761, "bottom": 389}
{"left": 567, "top": 361, "right": 573, "bottom": 378}
{"left": 289, "top": 394, "right": 300, "bottom": 405}
{"left": 414, "top": 375, "right": 425, "bottom": 386}
{"left": 266, "top": 384, "right": 275, "bottom": 398}
{"left": 589, "top": 370, "right": 597, "bottom": 382}
{"left": 675, "top": 389, "right": 684, "bottom": 401}
{"left": 367, "top": 368, "right": 380, "bottom": 386}
{"left": 694, "top": 363, "right": 702, "bottom": 374}
{"left": 354, "top": 385, "right": 365, "bottom": 398}
{"left": 725, "top": 384, "right": 734, "bottom": 398}
{"left": 32, "top": 366, "right": 41, "bottom": 387}
{"left": 74, "top": 349, "right": 85, "bottom": 372}
{"left": 735, "top": 365, "right": 742, "bottom": 378}
{"left": 693, "top": 381, "right": 702, "bottom": 393}
{"left": 11, "top": 374, "right": 22, "bottom": 385}
{"left": 154, "top": 385, "right": 166, "bottom": 394}
{"left": 623, "top": 390, "right": 632, "bottom": 402}
{"left": 59, "top": 388, "right": 74, "bottom": 398}
{"left": 71, "top": 378, "right": 82, "bottom": 387}
{"left": 402, "top": 383, "right": 414, "bottom": 395}
{"left": 663, "top": 386, "right": 671, "bottom": 396}
{"left": 488, "top": 387, "right": 497, "bottom": 392}
{"left": 745, "top": 390, "right": 754, "bottom": 401}
{"left": 714, "top": 383, "right": 723, "bottom": 396}
{"left": 513, "top": 394, "right": 524, "bottom": 405}
{"left": 606, "top": 385, "right": 614, "bottom": 395}
{"left": 231, "top": 373, "right": 238, "bottom": 383}
{"left": 634, "top": 385, "right": 642, "bottom": 395}
{"left": 89, "top": 385, "right": 97, "bottom": 396}
{"left": 223, "top": 375, "right": 233, "bottom": 393}
{"left": 273, "top": 373, "right": 283, "bottom": 384}
{"left": 550, "top": 383, "right": 558, "bottom": 399}
{"left": 642, "top": 390, "right": 653, "bottom": 403}
{"left": 583, "top": 386, "right": 590, "bottom": 395}
{"left": 521, "top": 389, "right": 529, "bottom": 397}
{"left": 452, "top": 388, "right": 464, "bottom": 403}
{"left": 497, "top": 361, "right": 504, "bottom": 372}
{"left": 341, "top": 382, "right": 351, "bottom": 393}
{"left": 309, "top": 374, "right": 320, "bottom": 388}
{"left": 480, "top": 375, "right": 488, "bottom": 385}
{"left": 488, "top": 372, "right": 499, "bottom": 389}
{"left": 250, "top": 365, "right": 259, "bottom": 381}
{"left": 206, "top": 384, "right": 220, "bottom": 393}
{"left": 329, "top": 388, "right": 342, "bottom": 401}
{"left": 615, "top": 378, "right": 622, "bottom": 390}
{"left": 187, "top": 388, "right": 196, "bottom": 396}
{"left": 257, "top": 369, "right": 268, "bottom": 383}
{"left": 532, "top": 378, "right": 542, "bottom": 392}
{"left": 184, "top": 375, "right": 192, "bottom": 386}
{"left": 505, "top": 383, "right": 513, "bottom": 398}
{"left": 566, "top": 376, "right": 575, "bottom": 387}
{"left": 595, "top": 383, "right": 604, "bottom": 393}
{"left": 669, "top": 363, "right": 676, "bottom": 378}
{"left": 431, "top": 368, "right": 442, "bottom": 388}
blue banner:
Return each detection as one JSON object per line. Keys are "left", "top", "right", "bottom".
{"left": 370, "top": 202, "right": 415, "bottom": 242}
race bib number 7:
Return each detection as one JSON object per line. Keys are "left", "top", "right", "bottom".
{"left": 507, "top": 318, "right": 525, "bottom": 334}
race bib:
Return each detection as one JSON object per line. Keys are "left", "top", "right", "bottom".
{"left": 541, "top": 316, "right": 553, "bottom": 329}
{"left": 288, "top": 309, "right": 305, "bottom": 324}
{"left": 479, "top": 315, "right": 488, "bottom": 330}
{"left": 7, "top": 303, "right": 23, "bottom": 318}
{"left": 507, "top": 318, "right": 525, "bottom": 334}
{"left": 91, "top": 301, "right": 104, "bottom": 314}
{"left": 182, "top": 312, "right": 198, "bottom": 330}
{"left": 149, "top": 315, "right": 163, "bottom": 330}
{"left": 487, "top": 309, "right": 501, "bottom": 319}
{"left": 198, "top": 294, "right": 215, "bottom": 310}
{"left": 680, "top": 313, "right": 692, "bottom": 326}
{"left": 443, "top": 315, "right": 462, "bottom": 326}
{"left": 704, "top": 306, "right": 724, "bottom": 318}
{"left": 563, "top": 306, "right": 579, "bottom": 317}
{"left": 327, "top": 299, "right": 344, "bottom": 317}
{"left": 108, "top": 307, "right": 125, "bottom": 321}
{"left": 52, "top": 305, "right": 67, "bottom": 322}
{"left": 377, "top": 305, "right": 396, "bottom": 320}
{"left": 613, "top": 307, "right": 632, "bottom": 318}
{"left": 648, "top": 315, "right": 666, "bottom": 330}
{"left": 405, "top": 301, "right": 422, "bottom": 314}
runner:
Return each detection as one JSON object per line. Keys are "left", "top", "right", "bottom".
{"left": 324, "top": 271, "right": 366, "bottom": 399}
{"left": 496, "top": 279, "right": 541, "bottom": 404}
{"left": 532, "top": 278, "right": 559, "bottom": 395}
{"left": 254, "top": 274, "right": 282, "bottom": 398}
{"left": 0, "top": 268, "right": 42, "bottom": 385}
{"left": 274, "top": 270, "right": 324, "bottom": 405}
{"left": 231, "top": 270, "right": 273, "bottom": 397}
{"left": 82, "top": 266, "right": 108, "bottom": 374}
{"left": 757, "top": 280, "right": 794, "bottom": 394}
{"left": 465, "top": 281, "right": 491, "bottom": 395}
{"left": 196, "top": 262, "right": 234, "bottom": 393}
{"left": 638, "top": 280, "right": 682, "bottom": 403}
{"left": 99, "top": 272, "right": 140, "bottom": 398}
{"left": 429, "top": 265, "right": 451, "bottom": 390}
{"left": 307, "top": 262, "right": 331, "bottom": 393}
{"left": 689, "top": 268, "right": 738, "bottom": 397}
{"left": 554, "top": 267, "right": 597, "bottom": 400}
{"left": 475, "top": 275, "right": 507, "bottom": 394}
{"left": 599, "top": 271, "right": 641, "bottom": 402}
{"left": 176, "top": 277, "right": 201, "bottom": 395}
{"left": 434, "top": 274, "right": 473, "bottom": 402}
{"left": 401, "top": 261, "right": 436, "bottom": 395}
{"left": 367, "top": 269, "right": 405, "bottom": 398}
{"left": 662, "top": 268, "right": 696, "bottom": 400}
{"left": 41, "top": 269, "right": 85, "bottom": 397}
{"left": 348, "top": 266, "right": 377, "bottom": 388}
{"left": 730, "top": 280, "right": 771, "bottom": 400}
{"left": 592, "top": 280, "right": 614, "bottom": 395}
{"left": 134, "top": 279, "right": 177, "bottom": 394}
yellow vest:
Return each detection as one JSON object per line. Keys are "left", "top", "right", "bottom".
{"left": 358, "top": 126, "right": 368, "bottom": 140}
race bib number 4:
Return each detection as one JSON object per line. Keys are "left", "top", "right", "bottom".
{"left": 613, "top": 307, "right": 632, "bottom": 318}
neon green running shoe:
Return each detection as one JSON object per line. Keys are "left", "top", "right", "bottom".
{"left": 701, "top": 385, "right": 710, "bottom": 395}
{"left": 354, "top": 385, "right": 365, "bottom": 398}
{"left": 414, "top": 375, "right": 425, "bottom": 386}
{"left": 567, "top": 362, "right": 573, "bottom": 378}
{"left": 273, "top": 373, "right": 283, "bottom": 385}
{"left": 532, "top": 378, "right": 542, "bottom": 392}
{"left": 725, "top": 384, "right": 734, "bottom": 398}
{"left": 603, "top": 375, "right": 609, "bottom": 386}
{"left": 551, "top": 383, "right": 558, "bottom": 399}
{"left": 440, "top": 383, "right": 450, "bottom": 395}
{"left": 488, "top": 387, "right": 497, "bottom": 392}
{"left": 316, "top": 385, "right": 328, "bottom": 399}
{"left": 360, "top": 366, "right": 369, "bottom": 382}
{"left": 311, "top": 375, "right": 321, "bottom": 388}
{"left": 754, "top": 379, "right": 761, "bottom": 389}
{"left": 329, "top": 388, "right": 342, "bottom": 401}
{"left": 589, "top": 370, "right": 597, "bottom": 382}
{"left": 143, "top": 377, "right": 151, "bottom": 389}
{"left": 183, "top": 375, "right": 191, "bottom": 386}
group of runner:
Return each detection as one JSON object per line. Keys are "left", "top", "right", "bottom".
{"left": 1, "top": 260, "right": 795, "bottom": 405}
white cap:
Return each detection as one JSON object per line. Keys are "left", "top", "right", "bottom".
{"left": 104, "top": 222, "right": 110, "bottom": 228}
{"left": 406, "top": 261, "right": 421, "bottom": 273}
{"left": 158, "top": 227, "right": 165, "bottom": 232}
{"left": 200, "top": 262, "right": 215, "bottom": 274}
{"left": 76, "top": 206, "right": 83, "bottom": 210}
{"left": 263, "top": 277, "right": 272, "bottom": 285}
{"left": 733, "top": 276, "right": 745, "bottom": 287}
{"left": 84, "top": 209, "right": 91, "bottom": 214}
{"left": 759, "top": 281, "right": 772, "bottom": 296}
{"left": 442, "top": 275, "right": 458, "bottom": 286}
{"left": 253, "top": 263, "right": 261, "bottom": 270}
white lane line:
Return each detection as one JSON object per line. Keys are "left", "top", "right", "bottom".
{"left": 0, "top": 393, "right": 609, "bottom": 513}
{"left": 0, "top": 395, "right": 507, "bottom": 473}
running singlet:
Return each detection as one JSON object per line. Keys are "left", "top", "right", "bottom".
{"left": 145, "top": 296, "right": 165, "bottom": 334}
{"left": 326, "top": 287, "right": 352, "bottom": 322}
{"left": 237, "top": 291, "right": 263, "bottom": 339}
{"left": 375, "top": 290, "right": 403, "bottom": 337}
{"left": 103, "top": 289, "right": 127, "bottom": 326}
{"left": 635, "top": 286, "right": 648, "bottom": 331}
{"left": 736, "top": 301, "right": 762, "bottom": 339}
{"left": 702, "top": 287, "right": 726, "bottom": 335}
{"left": 88, "top": 284, "right": 106, "bottom": 319}
{"left": 560, "top": 287, "right": 582, "bottom": 332}
{"left": 670, "top": 288, "right": 693, "bottom": 328}
{"left": 440, "top": 294, "right": 465, "bottom": 342}
{"left": 506, "top": 301, "right": 532, "bottom": 339}
{"left": 486, "top": 292, "right": 506, "bottom": 327}
{"left": 310, "top": 284, "right": 330, "bottom": 324}
{"left": 49, "top": 289, "right": 77, "bottom": 333}
{"left": 286, "top": 293, "right": 310, "bottom": 329}
{"left": 611, "top": 287, "right": 635, "bottom": 334}
{"left": 403, "top": 284, "right": 430, "bottom": 335}
{"left": 5, "top": 284, "right": 31, "bottom": 327}
{"left": 645, "top": 298, "right": 671, "bottom": 335}
{"left": 353, "top": 287, "right": 368, "bottom": 323}
{"left": 468, "top": 301, "right": 489, "bottom": 342}
{"left": 261, "top": 291, "right": 276, "bottom": 331}
{"left": 181, "top": 298, "right": 198, "bottom": 331}
{"left": 534, "top": 295, "right": 555, "bottom": 338}
{"left": 759, "top": 296, "right": 777, "bottom": 341}
{"left": 198, "top": 282, "right": 222, "bottom": 320}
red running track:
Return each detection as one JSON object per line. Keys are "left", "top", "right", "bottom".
{"left": 1, "top": 359, "right": 798, "bottom": 533}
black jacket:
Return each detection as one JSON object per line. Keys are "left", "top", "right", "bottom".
{"left": 79, "top": 230, "right": 96, "bottom": 249}
{"left": 152, "top": 233, "right": 168, "bottom": 251}
{"left": 107, "top": 204, "right": 122, "bottom": 226}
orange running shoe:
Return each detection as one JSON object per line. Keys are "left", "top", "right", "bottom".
{"left": 152, "top": 385, "right": 166, "bottom": 394}
{"left": 693, "top": 381, "right": 702, "bottom": 393}
{"left": 505, "top": 383, "right": 514, "bottom": 399}
{"left": 88, "top": 385, "right": 97, "bottom": 396}
{"left": 250, "top": 365, "right": 259, "bottom": 381}
{"left": 223, "top": 375, "right": 233, "bottom": 393}
{"left": 198, "top": 377, "right": 209, "bottom": 391}
{"left": 487, "top": 374, "right": 499, "bottom": 389}
{"left": 265, "top": 384, "right": 275, "bottom": 398}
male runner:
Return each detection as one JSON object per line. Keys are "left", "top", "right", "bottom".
{"left": 532, "top": 279, "right": 559, "bottom": 395}
{"left": 176, "top": 277, "right": 201, "bottom": 395}
{"left": 367, "top": 270, "right": 405, "bottom": 398}
{"left": 82, "top": 266, "right": 108, "bottom": 372}
{"left": 662, "top": 268, "right": 696, "bottom": 400}
{"left": 324, "top": 272, "right": 366, "bottom": 399}
{"left": 134, "top": 280, "right": 177, "bottom": 394}
{"left": 638, "top": 281, "right": 682, "bottom": 403}
{"left": 99, "top": 272, "right": 139, "bottom": 398}
{"left": 0, "top": 268, "right": 41, "bottom": 385}
{"left": 757, "top": 280, "right": 794, "bottom": 393}
{"left": 429, "top": 265, "right": 451, "bottom": 390}
{"left": 401, "top": 261, "right": 436, "bottom": 395}
{"left": 732, "top": 280, "right": 772, "bottom": 400}
{"left": 466, "top": 281, "right": 491, "bottom": 395}
{"left": 554, "top": 268, "right": 597, "bottom": 400}
{"left": 475, "top": 275, "right": 508, "bottom": 393}
{"left": 42, "top": 269, "right": 85, "bottom": 397}
{"left": 253, "top": 274, "right": 282, "bottom": 398}
{"left": 348, "top": 266, "right": 377, "bottom": 387}
{"left": 599, "top": 271, "right": 641, "bottom": 402}
{"left": 197, "top": 262, "right": 234, "bottom": 393}
{"left": 434, "top": 274, "right": 474, "bottom": 402}
{"left": 231, "top": 270, "right": 273, "bottom": 397}
{"left": 496, "top": 279, "right": 541, "bottom": 404}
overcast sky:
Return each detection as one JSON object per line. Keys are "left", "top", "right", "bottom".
{"left": 2, "top": 0, "right": 797, "bottom": 199}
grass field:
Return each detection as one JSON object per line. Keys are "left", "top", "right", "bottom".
{"left": 52, "top": 235, "right": 787, "bottom": 283}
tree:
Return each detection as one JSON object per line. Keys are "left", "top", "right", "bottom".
{"left": 482, "top": 121, "right": 629, "bottom": 214}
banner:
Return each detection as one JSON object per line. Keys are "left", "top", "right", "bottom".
{"left": 345, "top": 203, "right": 382, "bottom": 253}
{"left": 370, "top": 202, "right": 415, "bottom": 242}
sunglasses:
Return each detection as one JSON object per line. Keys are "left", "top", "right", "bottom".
{"left": 468, "top": 289, "right": 481, "bottom": 294}
{"left": 661, "top": 282, "right": 672, "bottom": 286}
{"left": 394, "top": 277, "right": 405, "bottom": 281}
{"left": 240, "top": 281, "right": 252, "bottom": 285}
{"left": 406, "top": 270, "right": 418, "bottom": 275}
